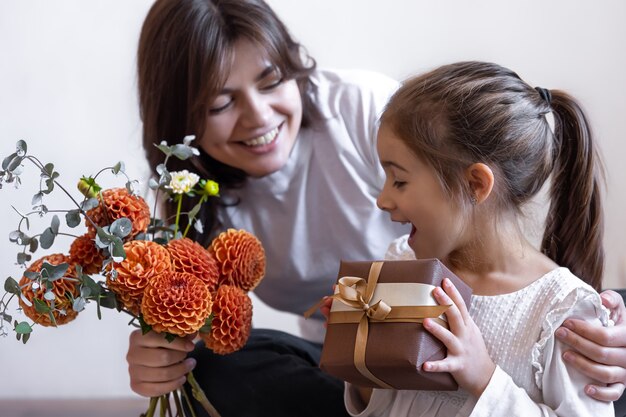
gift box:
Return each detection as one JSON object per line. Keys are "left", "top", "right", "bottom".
{"left": 319, "top": 259, "right": 472, "bottom": 390}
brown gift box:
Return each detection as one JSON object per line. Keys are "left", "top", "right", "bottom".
{"left": 319, "top": 259, "right": 472, "bottom": 391}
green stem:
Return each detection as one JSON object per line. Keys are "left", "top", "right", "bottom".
{"left": 173, "top": 194, "right": 183, "bottom": 237}
{"left": 142, "top": 396, "right": 159, "bottom": 417}
{"left": 187, "top": 372, "right": 222, "bottom": 417}
{"left": 173, "top": 389, "right": 184, "bottom": 417}
{"left": 160, "top": 394, "right": 167, "bottom": 417}
{"left": 180, "top": 386, "right": 198, "bottom": 417}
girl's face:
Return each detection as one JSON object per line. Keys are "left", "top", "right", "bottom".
{"left": 376, "top": 123, "right": 466, "bottom": 261}
{"left": 199, "top": 39, "right": 303, "bottom": 177}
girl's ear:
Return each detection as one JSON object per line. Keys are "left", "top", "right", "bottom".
{"left": 465, "top": 163, "right": 494, "bottom": 204}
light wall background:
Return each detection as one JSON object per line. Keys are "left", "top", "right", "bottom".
{"left": 0, "top": 0, "right": 624, "bottom": 399}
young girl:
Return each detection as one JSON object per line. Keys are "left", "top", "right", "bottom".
{"left": 342, "top": 61, "right": 613, "bottom": 416}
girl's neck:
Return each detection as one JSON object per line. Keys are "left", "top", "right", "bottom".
{"left": 444, "top": 221, "right": 558, "bottom": 296}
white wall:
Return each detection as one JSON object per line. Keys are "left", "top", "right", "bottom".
{"left": 0, "top": 0, "right": 624, "bottom": 399}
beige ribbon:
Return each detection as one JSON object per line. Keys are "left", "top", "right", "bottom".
{"left": 311, "top": 261, "right": 451, "bottom": 389}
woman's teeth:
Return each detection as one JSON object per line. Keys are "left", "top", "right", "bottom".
{"left": 243, "top": 127, "right": 279, "bottom": 146}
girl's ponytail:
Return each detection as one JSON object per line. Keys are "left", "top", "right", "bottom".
{"left": 541, "top": 90, "right": 605, "bottom": 290}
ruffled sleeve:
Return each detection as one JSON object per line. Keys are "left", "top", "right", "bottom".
{"left": 470, "top": 280, "right": 613, "bottom": 417}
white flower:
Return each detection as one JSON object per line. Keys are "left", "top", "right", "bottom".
{"left": 168, "top": 170, "right": 200, "bottom": 194}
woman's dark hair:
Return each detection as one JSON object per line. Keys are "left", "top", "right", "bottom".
{"left": 381, "top": 61, "right": 605, "bottom": 290}
{"left": 137, "top": 0, "right": 318, "bottom": 242}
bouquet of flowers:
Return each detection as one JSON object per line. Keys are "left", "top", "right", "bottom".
{"left": 0, "top": 138, "right": 266, "bottom": 417}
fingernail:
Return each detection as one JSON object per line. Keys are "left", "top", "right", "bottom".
{"left": 586, "top": 385, "right": 597, "bottom": 395}
{"left": 555, "top": 328, "right": 567, "bottom": 339}
{"left": 185, "top": 358, "right": 196, "bottom": 370}
{"left": 423, "top": 362, "right": 432, "bottom": 371}
{"left": 563, "top": 352, "right": 573, "bottom": 362}
{"left": 562, "top": 320, "right": 573, "bottom": 330}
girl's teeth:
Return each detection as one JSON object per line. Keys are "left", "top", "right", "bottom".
{"left": 244, "top": 127, "right": 278, "bottom": 146}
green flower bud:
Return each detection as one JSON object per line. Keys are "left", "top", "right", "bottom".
{"left": 77, "top": 176, "right": 101, "bottom": 198}
{"left": 203, "top": 180, "right": 219, "bottom": 196}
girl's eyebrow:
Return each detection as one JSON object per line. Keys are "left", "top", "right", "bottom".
{"left": 219, "top": 65, "right": 276, "bottom": 95}
{"left": 381, "top": 160, "right": 409, "bottom": 172}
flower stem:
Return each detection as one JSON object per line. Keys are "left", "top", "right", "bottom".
{"left": 142, "top": 396, "right": 159, "bottom": 417}
{"left": 187, "top": 372, "right": 222, "bottom": 417}
{"left": 173, "top": 194, "right": 183, "bottom": 237}
{"left": 180, "top": 386, "right": 198, "bottom": 417}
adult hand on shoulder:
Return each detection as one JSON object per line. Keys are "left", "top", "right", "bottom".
{"left": 556, "top": 290, "right": 626, "bottom": 401}
{"left": 127, "top": 329, "right": 197, "bottom": 397}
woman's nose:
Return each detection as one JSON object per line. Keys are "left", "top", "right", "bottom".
{"left": 240, "top": 92, "right": 272, "bottom": 127}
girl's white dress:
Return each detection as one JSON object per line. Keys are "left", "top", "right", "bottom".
{"left": 345, "top": 236, "right": 614, "bottom": 417}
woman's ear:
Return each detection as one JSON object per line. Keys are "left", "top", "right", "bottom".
{"left": 465, "top": 163, "right": 494, "bottom": 204}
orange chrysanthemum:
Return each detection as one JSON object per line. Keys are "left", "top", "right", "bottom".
{"left": 209, "top": 229, "right": 266, "bottom": 291}
{"left": 167, "top": 238, "right": 219, "bottom": 293}
{"left": 107, "top": 240, "right": 173, "bottom": 314}
{"left": 200, "top": 285, "right": 252, "bottom": 355}
{"left": 141, "top": 271, "right": 212, "bottom": 337}
{"left": 85, "top": 188, "right": 150, "bottom": 240}
{"left": 18, "top": 254, "right": 80, "bottom": 327}
{"left": 69, "top": 234, "right": 105, "bottom": 275}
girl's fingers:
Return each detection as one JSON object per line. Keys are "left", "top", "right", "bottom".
{"left": 423, "top": 317, "right": 459, "bottom": 352}
{"left": 432, "top": 286, "right": 463, "bottom": 335}
{"left": 442, "top": 278, "right": 470, "bottom": 323}
{"left": 423, "top": 357, "right": 459, "bottom": 373}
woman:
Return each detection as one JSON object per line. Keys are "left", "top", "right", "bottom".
{"left": 126, "top": 1, "right": 626, "bottom": 416}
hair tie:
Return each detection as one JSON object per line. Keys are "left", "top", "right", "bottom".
{"left": 534, "top": 86, "right": 552, "bottom": 105}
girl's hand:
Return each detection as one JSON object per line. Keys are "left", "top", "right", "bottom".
{"left": 127, "top": 329, "right": 197, "bottom": 397}
{"left": 556, "top": 289, "right": 626, "bottom": 401}
{"left": 320, "top": 296, "right": 333, "bottom": 326}
{"left": 422, "top": 278, "right": 496, "bottom": 397}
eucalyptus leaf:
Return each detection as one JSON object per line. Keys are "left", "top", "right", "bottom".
{"left": 112, "top": 161, "right": 125, "bottom": 175}
{"left": 40, "top": 261, "right": 69, "bottom": 281}
{"left": 43, "top": 177, "right": 54, "bottom": 194}
{"left": 110, "top": 236, "right": 126, "bottom": 262}
{"left": 4, "top": 277, "right": 20, "bottom": 295}
{"left": 65, "top": 210, "right": 82, "bottom": 228}
{"left": 155, "top": 143, "right": 171, "bottom": 157}
{"left": 40, "top": 228, "right": 55, "bottom": 249}
{"left": 73, "top": 297, "right": 86, "bottom": 312}
{"left": 33, "top": 298, "right": 51, "bottom": 314}
{"left": 80, "top": 197, "right": 100, "bottom": 211}
{"left": 2, "top": 153, "right": 18, "bottom": 171}
{"left": 193, "top": 219, "right": 204, "bottom": 234}
{"left": 29, "top": 238, "right": 38, "bottom": 253}
{"left": 99, "top": 290, "right": 118, "bottom": 309}
{"left": 171, "top": 144, "right": 195, "bottom": 160}
{"left": 8, "top": 230, "right": 23, "bottom": 243}
{"left": 31, "top": 192, "right": 43, "bottom": 206}
{"left": 22, "top": 333, "right": 30, "bottom": 344}
{"left": 19, "top": 293, "right": 32, "bottom": 307}
{"left": 1, "top": 311, "right": 13, "bottom": 323}
{"left": 43, "top": 291, "right": 56, "bottom": 301}
{"left": 82, "top": 275, "right": 101, "bottom": 296}
{"left": 80, "top": 286, "right": 91, "bottom": 298}
{"left": 110, "top": 217, "right": 132, "bottom": 238}
{"left": 187, "top": 201, "right": 202, "bottom": 220}
{"left": 24, "top": 271, "right": 39, "bottom": 280}
{"left": 50, "top": 215, "right": 60, "bottom": 234}
{"left": 16, "top": 252, "right": 31, "bottom": 265}
{"left": 15, "top": 321, "right": 33, "bottom": 334}
{"left": 43, "top": 163, "right": 54, "bottom": 177}
{"left": 16, "top": 140, "right": 27, "bottom": 156}
{"left": 148, "top": 178, "right": 159, "bottom": 190}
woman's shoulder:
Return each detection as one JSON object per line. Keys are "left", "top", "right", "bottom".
{"left": 310, "top": 68, "right": 399, "bottom": 117}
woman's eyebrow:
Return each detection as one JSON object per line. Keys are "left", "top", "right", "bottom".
{"left": 218, "top": 66, "right": 277, "bottom": 95}
{"left": 380, "top": 160, "right": 409, "bottom": 172}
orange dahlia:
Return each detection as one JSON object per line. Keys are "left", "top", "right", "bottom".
{"left": 200, "top": 285, "right": 252, "bottom": 355}
{"left": 18, "top": 254, "right": 80, "bottom": 327}
{"left": 69, "top": 234, "right": 105, "bottom": 275}
{"left": 209, "top": 229, "right": 266, "bottom": 291}
{"left": 167, "top": 238, "right": 219, "bottom": 292}
{"left": 141, "top": 271, "right": 212, "bottom": 337}
{"left": 107, "top": 240, "right": 173, "bottom": 314}
{"left": 85, "top": 187, "right": 150, "bottom": 240}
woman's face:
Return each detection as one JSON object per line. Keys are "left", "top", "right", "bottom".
{"left": 376, "top": 123, "right": 466, "bottom": 261}
{"left": 199, "top": 39, "right": 303, "bottom": 177}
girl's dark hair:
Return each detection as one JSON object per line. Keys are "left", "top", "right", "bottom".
{"left": 381, "top": 61, "right": 605, "bottom": 290}
{"left": 137, "top": 0, "right": 318, "bottom": 242}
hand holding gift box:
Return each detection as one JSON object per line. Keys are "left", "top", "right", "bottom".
{"left": 318, "top": 259, "right": 471, "bottom": 390}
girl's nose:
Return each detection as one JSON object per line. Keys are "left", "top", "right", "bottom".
{"left": 240, "top": 92, "right": 272, "bottom": 128}
{"left": 376, "top": 189, "right": 392, "bottom": 212}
